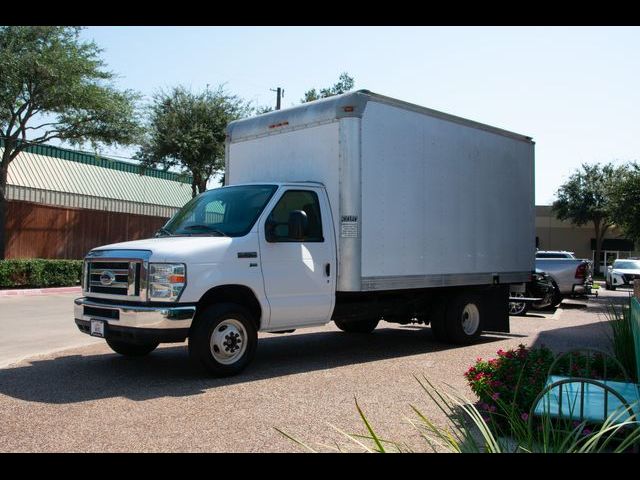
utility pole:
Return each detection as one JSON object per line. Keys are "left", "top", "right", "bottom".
{"left": 270, "top": 87, "right": 284, "bottom": 110}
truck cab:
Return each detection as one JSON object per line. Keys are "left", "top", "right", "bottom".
{"left": 75, "top": 182, "right": 338, "bottom": 375}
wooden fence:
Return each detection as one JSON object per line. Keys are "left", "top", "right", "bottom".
{"left": 5, "top": 200, "right": 168, "bottom": 259}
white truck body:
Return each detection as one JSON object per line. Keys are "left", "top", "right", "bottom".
{"left": 226, "top": 90, "right": 535, "bottom": 292}
{"left": 74, "top": 90, "right": 536, "bottom": 376}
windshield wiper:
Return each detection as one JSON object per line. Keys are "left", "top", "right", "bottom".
{"left": 182, "top": 225, "right": 228, "bottom": 236}
{"left": 156, "top": 227, "right": 173, "bottom": 237}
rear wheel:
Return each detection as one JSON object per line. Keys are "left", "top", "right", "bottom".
{"left": 549, "top": 286, "right": 563, "bottom": 308}
{"left": 188, "top": 303, "right": 258, "bottom": 377}
{"left": 445, "top": 293, "right": 484, "bottom": 344}
{"left": 334, "top": 318, "right": 379, "bottom": 333}
{"left": 106, "top": 338, "right": 158, "bottom": 357}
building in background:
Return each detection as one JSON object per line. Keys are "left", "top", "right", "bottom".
{"left": 536, "top": 205, "right": 638, "bottom": 271}
{"left": 2, "top": 140, "right": 192, "bottom": 259}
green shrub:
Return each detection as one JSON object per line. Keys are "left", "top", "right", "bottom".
{"left": 0, "top": 259, "right": 83, "bottom": 288}
{"left": 464, "top": 344, "right": 555, "bottom": 424}
{"left": 605, "top": 298, "right": 637, "bottom": 382}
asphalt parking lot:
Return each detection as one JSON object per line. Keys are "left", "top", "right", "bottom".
{"left": 0, "top": 288, "right": 633, "bottom": 452}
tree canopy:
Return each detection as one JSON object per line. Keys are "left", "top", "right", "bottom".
{"left": 552, "top": 163, "right": 626, "bottom": 273}
{"left": 609, "top": 162, "right": 640, "bottom": 245}
{"left": 0, "top": 26, "right": 142, "bottom": 259}
{"left": 136, "top": 85, "right": 252, "bottom": 197}
{"left": 301, "top": 72, "right": 355, "bottom": 103}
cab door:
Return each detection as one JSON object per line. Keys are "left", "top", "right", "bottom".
{"left": 258, "top": 187, "right": 336, "bottom": 329}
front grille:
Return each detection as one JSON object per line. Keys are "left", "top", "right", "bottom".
{"left": 87, "top": 260, "right": 142, "bottom": 298}
{"left": 623, "top": 274, "right": 640, "bottom": 283}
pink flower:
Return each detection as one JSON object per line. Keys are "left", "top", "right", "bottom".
{"left": 520, "top": 413, "right": 529, "bottom": 421}
{"left": 491, "top": 392, "right": 500, "bottom": 400}
{"left": 582, "top": 429, "right": 592, "bottom": 436}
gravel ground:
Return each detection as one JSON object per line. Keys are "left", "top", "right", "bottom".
{"left": 0, "top": 288, "right": 631, "bottom": 452}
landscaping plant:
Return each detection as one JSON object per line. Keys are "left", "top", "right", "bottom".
{"left": 0, "top": 259, "right": 82, "bottom": 288}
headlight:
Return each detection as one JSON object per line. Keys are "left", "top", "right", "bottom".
{"left": 148, "top": 263, "right": 186, "bottom": 302}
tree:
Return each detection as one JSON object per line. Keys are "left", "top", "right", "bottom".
{"left": 609, "top": 162, "right": 640, "bottom": 246}
{"left": 301, "top": 72, "right": 355, "bottom": 103}
{"left": 136, "top": 85, "right": 251, "bottom": 197}
{"left": 0, "top": 26, "right": 142, "bottom": 259}
{"left": 552, "top": 163, "right": 626, "bottom": 274}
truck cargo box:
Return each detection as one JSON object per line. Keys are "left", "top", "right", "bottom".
{"left": 226, "top": 90, "right": 535, "bottom": 293}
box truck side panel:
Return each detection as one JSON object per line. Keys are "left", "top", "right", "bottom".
{"left": 360, "top": 101, "right": 534, "bottom": 290}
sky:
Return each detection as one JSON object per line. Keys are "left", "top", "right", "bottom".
{"left": 71, "top": 26, "right": 640, "bottom": 205}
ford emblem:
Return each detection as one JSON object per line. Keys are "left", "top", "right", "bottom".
{"left": 100, "top": 270, "right": 116, "bottom": 286}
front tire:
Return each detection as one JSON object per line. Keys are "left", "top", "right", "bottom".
{"left": 445, "top": 293, "right": 484, "bottom": 344}
{"left": 334, "top": 318, "right": 379, "bottom": 333}
{"left": 106, "top": 338, "right": 158, "bottom": 356}
{"left": 188, "top": 303, "right": 258, "bottom": 377}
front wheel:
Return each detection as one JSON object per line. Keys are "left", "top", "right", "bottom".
{"left": 445, "top": 293, "right": 484, "bottom": 344}
{"left": 106, "top": 338, "right": 158, "bottom": 356}
{"left": 334, "top": 318, "right": 379, "bottom": 333}
{"left": 188, "top": 303, "right": 258, "bottom": 377}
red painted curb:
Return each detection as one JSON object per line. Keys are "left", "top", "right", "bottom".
{"left": 0, "top": 286, "right": 82, "bottom": 297}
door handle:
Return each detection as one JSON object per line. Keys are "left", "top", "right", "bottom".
{"left": 325, "top": 263, "right": 331, "bottom": 277}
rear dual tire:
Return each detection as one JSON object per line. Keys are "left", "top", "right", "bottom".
{"left": 430, "top": 293, "right": 483, "bottom": 345}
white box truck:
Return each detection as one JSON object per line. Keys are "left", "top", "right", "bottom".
{"left": 74, "top": 90, "right": 535, "bottom": 376}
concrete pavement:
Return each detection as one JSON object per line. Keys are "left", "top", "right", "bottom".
{"left": 0, "top": 293, "right": 100, "bottom": 368}
{"left": 0, "top": 288, "right": 632, "bottom": 452}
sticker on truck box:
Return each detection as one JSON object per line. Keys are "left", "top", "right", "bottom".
{"left": 341, "top": 215, "right": 359, "bottom": 238}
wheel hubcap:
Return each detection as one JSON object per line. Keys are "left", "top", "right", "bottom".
{"left": 461, "top": 303, "right": 480, "bottom": 335}
{"left": 210, "top": 319, "right": 247, "bottom": 365}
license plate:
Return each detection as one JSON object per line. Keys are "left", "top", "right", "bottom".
{"left": 90, "top": 319, "right": 105, "bottom": 338}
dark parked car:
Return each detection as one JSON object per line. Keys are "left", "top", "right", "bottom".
{"left": 509, "top": 271, "right": 556, "bottom": 316}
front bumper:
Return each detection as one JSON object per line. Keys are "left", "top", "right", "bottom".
{"left": 74, "top": 297, "right": 196, "bottom": 343}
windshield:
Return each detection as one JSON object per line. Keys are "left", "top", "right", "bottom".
{"left": 613, "top": 260, "right": 640, "bottom": 270}
{"left": 162, "top": 184, "right": 278, "bottom": 237}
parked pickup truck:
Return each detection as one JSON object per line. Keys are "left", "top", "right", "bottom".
{"left": 533, "top": 251, "right": 593, "bottom": 308}
{"left": 74, "top": 90, "right": 535, "bottom": 376}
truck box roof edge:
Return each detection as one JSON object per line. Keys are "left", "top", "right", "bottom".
{"left": 226, "top": 89, "right": 534, "bottom": 145}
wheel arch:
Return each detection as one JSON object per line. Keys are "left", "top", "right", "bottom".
{"left": 195, "top": 284, "right": 263, "bottom": 330}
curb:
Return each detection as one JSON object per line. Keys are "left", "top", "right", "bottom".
{"left": 0, "top": 286, "right": 82, "bottom": 297}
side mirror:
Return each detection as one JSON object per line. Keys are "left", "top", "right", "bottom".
{"left": 288, "top": 210, "right": 308, "bottom": 240}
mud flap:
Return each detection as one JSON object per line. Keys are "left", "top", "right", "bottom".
{"left": 482, "top": 284, "right": 510, "bottom": 333}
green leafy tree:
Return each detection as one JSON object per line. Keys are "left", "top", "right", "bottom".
{"left": 609, "top": 162, "right": 640, "bottom": 246}
{"left": 0, "top": 26, "right": 142, "bottom": 259}
{"left": 552, "top": 163, "right": 626, "bottom": 274}
{"left": 301, "top": 72, "right": 355, "bottom": 103}
{"left": 136, "top": 85, "right": 251, "bottom": 197}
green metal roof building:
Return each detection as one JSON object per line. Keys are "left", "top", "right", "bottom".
{"left": 1, "top": 140, "right": 194, "bottom": 259}
{"left": 2, "top": 140, "right": 193, "bottom": 218}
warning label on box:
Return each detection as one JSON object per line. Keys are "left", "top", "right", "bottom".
{"left": 341, "top": 215, "right": 359, "bottom": 238}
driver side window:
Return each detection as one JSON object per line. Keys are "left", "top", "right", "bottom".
{"left": 266, "top": 190, "right": 324, "bottom": 242}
